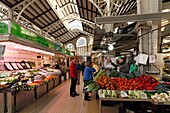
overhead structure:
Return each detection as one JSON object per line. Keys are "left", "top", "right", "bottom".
{"left": 0, "top": 0, "right": 138, "bottom": 44}
{"left": 1, "top": 0, "right": 169, "bottom": 48}
{"left": 92, "top": 0, "right": 138, "bottom": 52}
{"left": 95, "top": 12, "right": 170, "bottom": 24}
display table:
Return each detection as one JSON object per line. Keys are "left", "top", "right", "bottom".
{"left": 54, "top": 77, "right": 60, "bottom": 87}
{"left": 47, "top": 80, "right": 54, "bottom": 93}
{"left": 36, "top": 84, "right": 47, "bottom": 99}
{"left": 0, "top": 92, "right": 4, "bottom": 113}
{"left": 152, "top": 102, "right": 170, "bottom": 113}
{"left": 15, "top": 90, "right": 35, "bottom": 111}
{"left": 99, "top": 97, "right": 170, "bottom": 113}
{"left": 5, "top": 89, "right": 35, "bottom": 113}
{"left": 99, "top": 98, "right": 152, "bottom": 113}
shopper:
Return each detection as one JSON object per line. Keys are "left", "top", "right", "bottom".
{"left": 69, "top": 57, "right": 79, "bottom": 97}
{"left": 54, "top": 61, "right": 61, "bottom": 69}
{"left": 83, "top": 61, "right": 96, "bottom": 101}
{"left": 76, "top": 60, "right": 81, "bottom": 85}
{"left": 81, "top": 61, "right": 85, "bottom": 76}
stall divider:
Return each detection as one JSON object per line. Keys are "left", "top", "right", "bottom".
{"left": 34, "top": 86, "right": 37, "bottom": 100}
{"left": 59, "top": 75, "right": 61, "bottom": 84}
{"left": 3, "top": 92, "right": 7, "bottom": 113}
{"left": 46, "top": 82, "right": 49, "bottom": 93}
{"left": 12, "top": 91, "right": 17, "bottom": 113}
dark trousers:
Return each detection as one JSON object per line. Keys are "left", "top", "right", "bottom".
{"left": 84, "top": 80, "right": 90, "bottom": 99}
{"left": 70, "top": 78, "right": 77, "bottom": 96}
{"left": 77, "top": 71, "right": 80, "bottom": 84}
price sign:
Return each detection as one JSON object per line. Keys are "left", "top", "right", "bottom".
{"left": 149, "top": 55, "right": 156, "bottom": 64}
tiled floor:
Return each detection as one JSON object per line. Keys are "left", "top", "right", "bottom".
{"left": 18, "top": 78, "right": 99, "bottom": 113}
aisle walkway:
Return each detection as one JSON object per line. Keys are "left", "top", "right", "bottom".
{"left": 18, "top": 78, "right": 99, "bottom": 113}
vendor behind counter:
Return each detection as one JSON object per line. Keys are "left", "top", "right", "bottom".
{"left": 111, "top": 56, "right": 130, "bottom": 74}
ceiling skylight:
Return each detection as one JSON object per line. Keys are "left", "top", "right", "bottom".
{"left": 48, "top": 0, "right": 83, "bottom": 31}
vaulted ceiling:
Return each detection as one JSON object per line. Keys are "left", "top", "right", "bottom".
{"left": 0, "top": 0, "right": 138, "bottom": 44}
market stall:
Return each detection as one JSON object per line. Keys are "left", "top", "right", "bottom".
{"left": 96, "top": 69, "right": 170, "bottom": 113}
{"left": 0, "top": 68, "right": 61, "bottom": 113}
{"left": 83, "top": 66, "right": 170, "bottom": 113}
{"left": 0, "top": 19, "right": 71, "bottom": 113}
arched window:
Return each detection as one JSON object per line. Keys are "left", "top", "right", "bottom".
{"left": 76, "top": 37, "right": 87, "bottom": 47}
{"left": 76, "top": 37, "right": 87, "bottom": 56}
{"left": 67, "top": 43, "right": 75, "bottom": 51}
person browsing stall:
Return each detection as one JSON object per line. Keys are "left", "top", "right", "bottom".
{"left": 69, "top": 58, "right": 79, "bottom": 97}
{"left": 83, "top": 61, "right": 96, "bottom": 101}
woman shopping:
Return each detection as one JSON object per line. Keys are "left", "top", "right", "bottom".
{"left": 83, "top": 61, "right": 96, "bottom": 101}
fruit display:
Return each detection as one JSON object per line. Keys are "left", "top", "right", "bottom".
{"left": 43, "top": 75, "right": 58, "bottom": 82}
{"left": 96, "top": 75, "right": 115, "bottom": 90}
{"left": 94, "top": 70, "right": 105, "bottom": 81}
{"left": 151, "top": 92, "right": 170, "bottom": 103}
{"left": 0, "top": 68, "right": 61, "bottom": 91}
{"left": 93, "top": 63, "right": 100, "bottom": 72}
{"left": 96, "top": 74, "right": 160, "bottom": 90}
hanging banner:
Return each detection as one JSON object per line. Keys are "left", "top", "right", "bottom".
{"left": 0, "top": 20, "right": 8, "bottom": 34}
{"left": 11, "top": 22, "right": 55, "bottom": 49}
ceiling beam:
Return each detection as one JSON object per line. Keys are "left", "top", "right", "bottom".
{"left": 42, "top": 19, "right": 61, "bottom": 29}
{"left": 96, "top": 12, "right": 170, "bottom": 24}
{"left": 49, "top": 26, "right": 66, "bottom": 34}
{"left": 30, "top": 6, "right": 52, "bottom": 21}
{"left": 63, "top": 33, "right": 82, "bottom": 44}
{"left": 80, "top": 0, "right": 85, "bottom": 17}
{"left": 79, "top": 6, "right": 101, "bottom": 15}
{"left": 16, "top": 0, "right": 37, "bottom": 22}
{"left": 56, "top": 31, "right": 69, "bottom": 39}
{"left": 12, "top": 0, "right": 30, "bottom": 10}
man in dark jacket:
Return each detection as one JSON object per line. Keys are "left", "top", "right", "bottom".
{"left": 111, "top": 57, "right": 130, "bottom": 74}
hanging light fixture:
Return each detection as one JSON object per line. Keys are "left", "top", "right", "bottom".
{"left": 108, "top": 42, "right": 116, "bottom": 51}
{"left": 108, "top": 44, "right": 114, "bottom": 51}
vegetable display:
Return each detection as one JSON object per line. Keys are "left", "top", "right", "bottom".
{"left": 0, "top": 69, "right": 60, "bottom": 91}
{"left": 98, "top": 89, "right": 148, "bottom": 99}
{"left": 151, "top": 92, "right": 170, "bottom": 103}
{"left": 96, "top": 74, "right": 159, "bottom": 90}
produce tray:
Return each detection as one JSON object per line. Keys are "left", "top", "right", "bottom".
{"left": 152, "top": 102, "right": 170, "bottom": 105}
{"left": 99, "top": 97, "right": 153, "bottom": 102}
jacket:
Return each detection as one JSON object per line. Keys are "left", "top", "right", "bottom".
{"left": 83, "top": 66, "right": 96, "bottom": 81}
{"left": 70, "top": 62, "right": 78, "bottom": 78}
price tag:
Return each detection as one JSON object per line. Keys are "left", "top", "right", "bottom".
{"left": 149, "top": 55, "right": 156, "bottom": 63}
